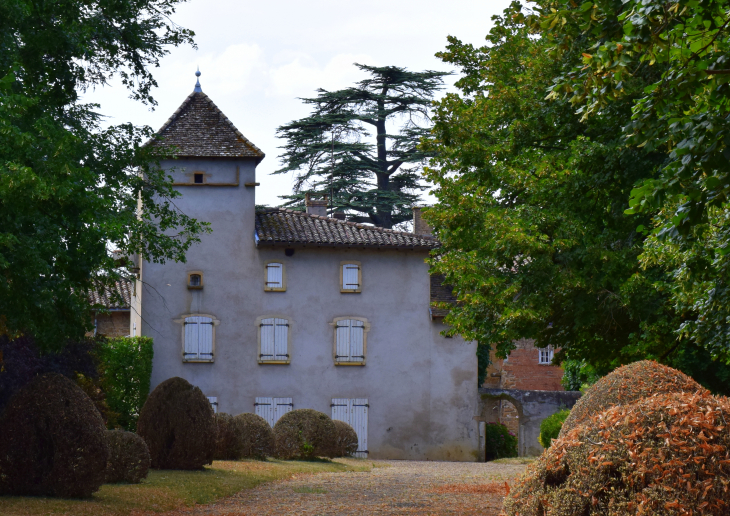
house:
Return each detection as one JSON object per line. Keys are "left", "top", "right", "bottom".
{"left": 88, "top": 280, "right": 133, "bottom": 338}
{"left": 129, "top": 73, "right": 480, "bottom": 460}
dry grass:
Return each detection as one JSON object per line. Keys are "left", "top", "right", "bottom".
{"left": 0, "top": 458, "right": 373, "bottom": 516}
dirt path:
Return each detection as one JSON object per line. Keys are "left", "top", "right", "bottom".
{"left": 168, "top": 459, "right": 528, "bottom": 516}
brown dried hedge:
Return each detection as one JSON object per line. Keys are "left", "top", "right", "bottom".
{"left": 332, "top": 420, "right": 359, "bottom": 457}
{"left": 136, "top": 377, "right": 216, "bottom": 469}
{"left": 273, "top": 409, "right": 337, "bottom": 460}
{"left": 214, "top": 413, "right": 246, "bottom": 460}
{"left": 503, "top": 391, "right": 730, "bottom": 516}
{"left": 560, "top": 360, "right": 706, "bottom": 437}
{"left": 235, "top": 413, "right": 275, "bottom": 459}
{"left": 105, "top": 430, "right": 151, "bottom": 484}
{"left": 0, "top": 373, "right": 109, "bottom": 498}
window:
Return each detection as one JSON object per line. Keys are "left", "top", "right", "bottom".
{"left": 206, "top": 396, "right": 218, "bottom": 413}
{"left": 194, "top": 173, "right": 204, "bottom": 184}
{"left": 331, "top": 398, "right": 368, "bottom": 457}
{"left": 255, "top": 397, "right": 293, "bottom": 426}
{"left": 538, "top": 346, "right": 554, "bottom": 365}
{"left": 180, "top": 315, "right": 218, "bottom": 362}
{"left": 188, "top": 271, "right": 203, "bottom": 289}
{"left": 332, "top": 317, "right": 369, "bottom": 365}
{"left": 264, "top": 262, "right": 285, "bottom": 291}
{"left": 341, "top": 261, "right": 361, "bottom": 292}
{"left": 258, "top": 317, "right": 291, "bottom": 364}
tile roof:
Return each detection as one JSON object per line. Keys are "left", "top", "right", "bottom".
{"left": 430, "top": 274, "right": 457, "bottom": 318}
{"left": 88, "top": 280, "right": 132, "bottom": 310}
{"left": 147, "top": 91, "right": 264, "bottom": 161}
{"left": 255, "top": 209, "right": 440, "bottom": 250}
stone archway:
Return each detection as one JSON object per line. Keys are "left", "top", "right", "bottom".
{"left": 475, "top": 388, "right": 581, "bottom": 458}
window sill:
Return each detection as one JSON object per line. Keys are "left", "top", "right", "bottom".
{"left": 340, "top": 289, "right": 361, "bottom": 294}
{"left": 334, "top": 361, "right": 366, "bottom": 366}
{"left": 183, "top": 359, "right": 215, "bottom": 363}
{"left": 264, "top": 288, "right": 286, "bottom": 292}
{"left": 258, "top": 360, "right": 291, "bottom": 365}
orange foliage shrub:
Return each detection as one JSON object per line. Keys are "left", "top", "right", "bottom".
{"left": 503, "top": 391, "right": 730, "bottom": 516}
{"left": 560, "top": 360, "right": 706, "bottom": 437}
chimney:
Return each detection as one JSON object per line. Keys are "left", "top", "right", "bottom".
{"left": 413, "top": 207, "right": 433, "bottom": 236}
{"left": 305, "top": 192, "right": 329, "bottom": 217}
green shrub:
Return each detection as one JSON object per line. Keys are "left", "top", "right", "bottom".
{"left": 0, "top": 373, "right": 109, "bottom": 498}
{"left": 484, "top": 422, "right": 517, "bottom": 461}
{"left": 331, "top": 420, "right": 359, "bottom": 457}
{"left": 105, "top": 430, "right": 151, "bottom": 484}
{"left": 273, "top": 409, "right": 337, "bottom": 460}
{"left": 235, "top": 413, "right": 275, "bottom": 459}
{"left": 98, "top": 336, "right": 154, "bottom": 432}
{"left": 214, "top": 413, "right": 246, "bottom": 460}
{"left": 136, "top": 377, "right": 216, "bottom": 470}
{"left": 538, "top": 409, "right": 570, "bottom": 449}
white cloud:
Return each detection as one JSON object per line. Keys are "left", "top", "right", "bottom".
{"left": 267, "top": 53, "right": 375, "bottom": 98}
{"left": 194, "top": 43, "right": 265, "bottom": 94}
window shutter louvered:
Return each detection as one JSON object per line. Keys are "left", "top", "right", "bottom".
{"left": 336, "top": 321, "right": 351, "bottom": 361}
{"left": 198, "top": 317, "right": 214, "bottom": 359}
{"left": 266, "top": 263, "right": 283, "bottom": 290}
{"left": 350, "top": 320, "right": 365, "bottom": 362}
{"left": 184, "top": 317, "right": 200, "bottom": 360}
{"left": 342, "top": 264, "right": 359, "bottom": 290}
{"left": 255, "top": 397, "right": 274, "bottom": 426}
{"left": 260, "top": 318, "right": 275, "bottom": 360}
{"left": 274, "top": 319, "right": 288, "bottom": 360}
{"left": 274, "top": 397, "right": 293, "bottom": 424}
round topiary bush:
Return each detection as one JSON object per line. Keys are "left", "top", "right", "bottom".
{"left": 136, "top": 377, "right": 216, "bottom": 469}
{"left": 0, "top": 373, "right": 109, "bottom": 498}
{"left": 235, "top": 413, "right": 275, "bottom": 459}
{"left": 105, "top": 429, "right": 151, "bottom": 484}
{"left": 273, "top": 409, "right": 337, "bottom": 460}
{"left": 503, "top": 391, "right": 730, "bottom": 516}
{"left": 538, "top": 409, "right": 570, "bottom": 449}
{"left": 214, "top": 413, "right": 246, "bottom": 460}
{"left": 559, "top": 360, "right": 706, "bottom": 437}
{"left": 331, "top": 420, "right": 359, "bottom": 457}
{"left": 484, "top": 422, "right": 518, "bottom": 461}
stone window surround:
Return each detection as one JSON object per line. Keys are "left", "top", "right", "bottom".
{"left": 187, "top": 270, "right": 204, "bottom": 289}
{"left": 264, "top": 260, "right": 287, "bottom": 292}
{"left": 173, "top": 313, "right": 221, "bottom": 363}
{"left": 340, "top": 260, "right": 362, "bottom": 293}
{"left": 330, "top": 316, "right": 370, "bottom": 366}
{"left": 256, "top": 314, "right": 293, "bottom": 365}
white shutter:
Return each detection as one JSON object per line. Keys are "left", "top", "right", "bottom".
{"left": 260, "top": 318, "right": 275, "bottom": 361}
{"left": 350, "top": 320, "right": 365, "bottom": 362}
{"left": 343, "top": 264, "right": 359, "bottom": 290}
{"left": 184, "top": 317, "right": 200, "bottom": 360}
{"left": 266, "top": 263, "right": 283, "bottom": 289}
{"left": 255, "top": 397, "right": 274, "bottom": 426}
{"left": 206, "top": 396, "right": 218, "bottom": 413}
{"left": 274, "top": 318, "right": 289, "bottom": 360}
{"left": 331, "top": 398, "right": 350, "bottom": 426}
{"left": 274, "top": 397, "right": 293, "bottom": 424}
{"left": 336, "top": 320, "right": 350, "bottom": 361}
{"left": 198, "top": 317, "right": 214, "bottom": 360}
{"left": 352, "top": 398, "right": 369, "bottom": 457}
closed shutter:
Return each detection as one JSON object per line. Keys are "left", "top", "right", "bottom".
{"left": 331, "top": 398, "right": 368, "bottom": 457}
{"left": 350, "top": 320, "right": 365, "bottom": 362}
{"left": 184, "top": 317, "right": 199, "bottom": 359}
{"left": 199, "top": 318, "right": 214, "bottom": 359}
{"left": 260, "top": 318, "right": 275, "bottom": 360}
{"left": 206, "top": 396, "right": 218, "bottom": 414}
{"left": 274, "top": 318, "right": 289, "bottom": 360}
{"left": 266, "top": 263, "right": 283, "bottom": 289}
{"left": 335, "top": 320, "right": 350, "bottom": 361}
{"left": 274, "top": 397, "right": 293, "bottom": 424}
{"left": 255, "top": 397, "right": 274, "bottom": 426}
{"left": 342, "top": 264, "right": 360, "bottom": 290}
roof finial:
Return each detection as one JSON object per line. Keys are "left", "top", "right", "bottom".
{"left": 194, "top": 67, "right": 202, "bottom": 93}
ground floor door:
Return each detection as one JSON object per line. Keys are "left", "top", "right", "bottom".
{"left": 255, "top": 397, "right": 293, "bottom": 427}
{"left": 331, "top": 398, "right": 368, "bottom": 458}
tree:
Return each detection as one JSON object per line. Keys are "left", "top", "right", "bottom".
{"left": 0, "top": 0, "right": 208, "bottom": 349}
{"left": 275, "top": 64, "right": 448, "bottom": 228}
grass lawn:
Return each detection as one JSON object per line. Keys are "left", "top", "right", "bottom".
{"left": 0, "top": 458, "right": 374, "bottom": 516}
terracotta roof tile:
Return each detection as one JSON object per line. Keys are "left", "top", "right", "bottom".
{"left": 255, "top": 209, "right": 440, "bottom": 250}
{"left": 88, "top": 280, "right": 132, "bottom": 310}
{"left": 430, "top": 274, "right": 457, "bottom": 318}
{"left": 147, "top": 91, "right": 264, "bottom": 161}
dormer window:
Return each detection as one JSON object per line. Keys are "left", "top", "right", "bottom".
{"left": 194, "top": 173, "right": 204, "bottom": 184}
{"left": 188, "top": 272, "right": 203, "bottom": 289}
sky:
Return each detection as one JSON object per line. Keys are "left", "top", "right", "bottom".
{"left": 83, "top": 0, "right": 511, "bottom": 207}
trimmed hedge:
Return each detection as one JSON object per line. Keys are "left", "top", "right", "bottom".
{"left": 274, "top": 409, "right": 337, "bottom": 460}
{"left": 504, "top": 391, "right": 730, "bottom": 516}
{"left": 105, "top": 430, "right": 151, "bottom": 484}
{"left": 538, "top": 409, "right": 570, "bottom": 449}
{"left": 0, "top": 373, "right": 109, "bottom": 498}
{"left": 235, "top": 413, "right": 275, "bottom": 459}
{"left": 559, "top": 360, "right": 705, "bottom": 437}
{"left": 136, "top": 377, "right": 216, "bottom": 469}
{"left": 484, "top": 422, "right": 518, "bottom": 461}
{"left": 214, "top": 413, "right": 245, "bottom": 460}
{"left": 332, "top": 420, "right": 359, "bottom": 457}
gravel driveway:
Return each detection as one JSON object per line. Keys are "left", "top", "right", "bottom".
{"left": 169, "top": 459, "right": 528, "bottom": 516}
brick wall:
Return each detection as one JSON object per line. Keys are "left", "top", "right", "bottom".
{"left": 94, "top": 311, "right": 130, "bottom": 338}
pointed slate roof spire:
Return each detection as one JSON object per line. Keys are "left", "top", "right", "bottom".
{"left": 146, "top": 69, "right": 264, "bottom": 161}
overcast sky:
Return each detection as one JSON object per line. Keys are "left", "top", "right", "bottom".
{"left": 83, "top": 0, "right": 510, "bottom": 207}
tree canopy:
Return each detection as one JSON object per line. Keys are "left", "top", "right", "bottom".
{"left": 275, "top": 64, "right": 448, "bottom": 228}
{"left": 0, "top": 0, "right": 207, "bottom": 349}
